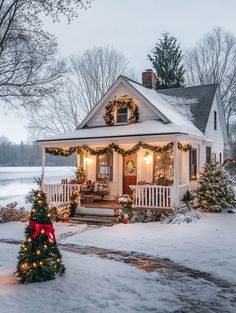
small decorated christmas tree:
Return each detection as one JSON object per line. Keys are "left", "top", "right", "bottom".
{"left": 195, "top": 162, "right": 236, "bottom": 212}
{"left": 16, "top": 190, "right": 65, "bottom": 284}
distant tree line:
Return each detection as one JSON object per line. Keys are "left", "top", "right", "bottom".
{"left": 0, "top": 136, "right": 75, "bottom": 166}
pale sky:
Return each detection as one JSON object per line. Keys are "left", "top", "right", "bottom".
{"left": 1, "top": 0, "right": 236, "bottom": 143}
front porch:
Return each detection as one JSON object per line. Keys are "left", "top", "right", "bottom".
{"left": 40, "top": 137, "right": 199, "bottom": 211}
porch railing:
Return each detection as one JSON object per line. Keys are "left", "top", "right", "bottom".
{"left": 43, "top": 183, "right": 81, "bottom": 205}
{"left": 130, "top": 185, "right": 173, "bottom": 209}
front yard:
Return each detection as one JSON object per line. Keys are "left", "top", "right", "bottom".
{"left": 0, "top": 213, "right": 236, "bottom": 312}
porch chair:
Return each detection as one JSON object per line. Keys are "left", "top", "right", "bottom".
{"left": 94, "top": 175, "right": 110, "bottom": 200}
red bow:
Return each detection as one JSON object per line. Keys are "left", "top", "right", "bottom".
{"left": 29, "top": 220, "right": 56, "bottom": 243}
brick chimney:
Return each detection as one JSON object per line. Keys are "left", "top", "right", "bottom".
{"left": 142, "top": 69, "right": 156, "bottom": 89}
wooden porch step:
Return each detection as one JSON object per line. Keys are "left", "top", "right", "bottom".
{"left": 69, "top": 214, "right": 118, "bottom": 226}
{"left": 76, "top": 206, "right": 115, "bottom": 217}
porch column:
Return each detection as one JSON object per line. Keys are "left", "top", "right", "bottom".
{"left": 172, "top": 140, "right": 179, "bottom": 208}
{"left": 41, "top": 147, "right": 46, "bottom": 191}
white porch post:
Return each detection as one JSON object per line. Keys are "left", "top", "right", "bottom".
{"left": 172, "top": 140, "right": 179, "bottom": 208}
{"left": 41, "top": 147, "right": 46, "bottom": 191}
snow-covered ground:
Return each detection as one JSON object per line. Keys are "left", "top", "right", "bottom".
{"left": 0, "top": 214, "right": 236, "bottom": 312}
{"left": 62, "top": 213, "right": 236, "bottom": 285}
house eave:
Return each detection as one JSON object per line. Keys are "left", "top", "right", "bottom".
{"left": 36, "top": 132, "right": 186, "bottom": 143}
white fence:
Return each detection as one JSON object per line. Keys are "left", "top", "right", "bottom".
{"left": 43, "top": 183, "right": 81, "bottom": 205}
{"left": 130, "top": 185, "right": 173, "bottom": 209}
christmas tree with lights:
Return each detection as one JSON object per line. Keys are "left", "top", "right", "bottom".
{"left": 195, "top": 162, "right": 236, "bottom": 212}
{"left": 16, "top": 190, "right": 65, "bottom": 284}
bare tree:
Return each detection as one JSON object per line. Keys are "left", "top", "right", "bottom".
{"left": 185, "top": 27, "right": 236, "bottom": 137}
{"left": 0, "top": 0, "right": 92, "bottom": 108}
{"left": 27, "top": 86, "right": 82, "bottom": 139}
{"left": 70, "top": 46, "right": 134, "bottom": 113}
{"left": 28, "top": 46, "right": 133, "bottom": 138}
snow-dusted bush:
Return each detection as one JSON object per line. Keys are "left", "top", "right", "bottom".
{"left": 195, "top": 162, "right": 236, "bottom": 212}
{"left": 0, "top": 203, "right": 29, "bottom": 223}
{"left": 130, "top": 209, "right": 168, "bottom": 223}
{"left": 163, "top": 206, "right": 200, "bottom": 224}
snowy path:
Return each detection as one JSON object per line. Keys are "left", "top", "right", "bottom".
{"left": 1, "top": 239, "right": 236, "bottom": 313}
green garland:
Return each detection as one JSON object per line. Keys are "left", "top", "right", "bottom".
{"left": 103, "top": 97, "right": 138, "bottom": 126}
{"left": 46, "top": 142, "right": 192, "bottom": 157}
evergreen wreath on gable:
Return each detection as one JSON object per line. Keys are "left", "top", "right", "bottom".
{"left": 103, "top": 96, "right": 138, "bottom": 126}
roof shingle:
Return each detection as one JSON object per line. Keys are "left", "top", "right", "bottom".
{"left": 158, "top": 84, "right": 218, "bottom": 133}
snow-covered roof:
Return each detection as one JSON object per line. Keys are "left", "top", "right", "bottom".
{"left": 37, "top": 76, "right": 206, "bottom": 144}
{"left": 126, "top": 78, "right": 201, "bottom": 134}
{"left": 37, "top": 119, "right": 204, "bottom": 143}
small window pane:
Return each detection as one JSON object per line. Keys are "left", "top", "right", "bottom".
{"left": 117, "top": 106, "right": 128, "bottom": 123}
{"left": 96, "top": 152, "right": 113, "bottom": 181}
{"left": 153, "top": 150, "right": 174, "bottom": 185}
{"left": 206, "top": 146, "right": 211, "bottom": 164}
{"left": 214, "top": 111, "right": 217, "bottom": 130}
{"left": 189, "top": 148, "right": 197, "bottom": 181}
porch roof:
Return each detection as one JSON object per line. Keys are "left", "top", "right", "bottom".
{"left": 37, "top": 119, "right": 205, "bottom": 145}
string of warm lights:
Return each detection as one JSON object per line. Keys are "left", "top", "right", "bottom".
{"left": 103, "top": 97, "right": 138, "bottom": 126}
{"left": 223, "top": 158, "right": 236, "bottom": 166}
{"left": 46, "top": 142, "right": 192, "bottom": 157}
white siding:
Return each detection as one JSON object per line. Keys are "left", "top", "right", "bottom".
{"left": 204, "top": 96, "right": 225, "bottom": 163}
{"left": 87, "top": 82, "right": 160, "bottom": 127}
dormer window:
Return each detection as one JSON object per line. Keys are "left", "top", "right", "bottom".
{"left": 116, "top": 104, "right": 128, "bottom": 124}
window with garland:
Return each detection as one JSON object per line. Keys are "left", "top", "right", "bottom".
{"left": 96, "top": 152, "right": 113, "bottom": 181}
{"left": 153, "top": 149, "right": 174, "bottom": 185}
{"left": 116, "top": 104, "right": 128, "bottom": 123}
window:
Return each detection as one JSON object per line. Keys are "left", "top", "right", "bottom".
{"left": 214, "top": 110, "right": 217, "bottom": 130}
{"left": 189, "top": 148, "right": 197, "bottom": 181}
{"left": 211, "top": 153, "right": 216, "bottom": 163}
{"left": 219, "top": 153, "right": 222, "bottom": 164}
{"left": 116, "top": 104, "right": 128, "bottom": 123}
{"left": 96, "top": 152, "right": 113, "bottom": 181}
{"left": 153, "top": 149, "right": 174, "bottom": 185}
{"left": 206, "top": 146, "right": 211, "bottom": 164}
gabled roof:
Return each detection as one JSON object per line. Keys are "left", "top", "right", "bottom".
{"left": 78, "top": 76, "right": 170, "bottom": 129}
{"left": 37, "top": 76, "right": 211, "bottom": 144}
{"left": 158, "top": 84, "right": 218, "bottom": 133}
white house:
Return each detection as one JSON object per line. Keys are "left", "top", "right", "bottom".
{"left": 37, "top": 70, "right": 228, "bottom": 210}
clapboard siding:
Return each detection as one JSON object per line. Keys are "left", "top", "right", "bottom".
{"left": 87, "top": 82, "right": 160, "bottom": 127}
{"left": 204, "top": 96, "right": 225, "bottom": 162}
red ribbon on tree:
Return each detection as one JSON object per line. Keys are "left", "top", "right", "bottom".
{"left": 29, "top": 220, "right": 56, "bottom": 243}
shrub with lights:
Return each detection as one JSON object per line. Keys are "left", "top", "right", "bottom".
{"left": 16, "top": 190, "right": 65, "bottom": 284}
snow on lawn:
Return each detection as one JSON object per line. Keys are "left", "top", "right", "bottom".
{"left": 62, "top": 213, "right": 236, "bottom": 284}
{"left": 0, "top": 243, "right": 182, "bottom": 313}
{"left": 0, "top": 222, "right": 88, "bottom": 241}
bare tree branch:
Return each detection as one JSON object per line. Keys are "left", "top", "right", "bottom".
{"left": 28, "top": 46, "right": 134, "bottom": 138}
{"left": 185, "top": 27, "right": 236, "bottom": 139}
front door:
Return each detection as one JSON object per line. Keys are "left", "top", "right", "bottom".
{"left": 123, "top": 154, "right": 137, "bottom": 194}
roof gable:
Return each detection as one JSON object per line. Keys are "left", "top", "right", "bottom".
{"left": 78, "top": 76, "right": 170, "bottom": 129}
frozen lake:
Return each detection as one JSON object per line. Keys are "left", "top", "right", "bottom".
{"left": 0, "top": 167, "right": 76, "bottom": 208}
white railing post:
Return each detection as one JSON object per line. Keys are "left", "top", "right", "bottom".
{"left": 43, "top": 183, "right": 81, "bottom": 206}
{"left": 129, "top": 185, "right": 172, "bottom": 209}
{"left": 173, "top": 140, "right": 179, "bottom": 208}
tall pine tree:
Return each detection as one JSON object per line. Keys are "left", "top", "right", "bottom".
{"left": 148, "top": 33, "right": 185, "bottom": 89}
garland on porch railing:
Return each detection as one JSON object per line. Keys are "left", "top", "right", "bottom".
{"left": 223, "top": 158, "right": 236, "bottom": 166}
{"left": 45, "top": 142, "right": 192, "bottom": 157}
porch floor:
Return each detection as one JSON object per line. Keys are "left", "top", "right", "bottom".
{"left": 82, "top": 200, "right": 122, "bottom": 210}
